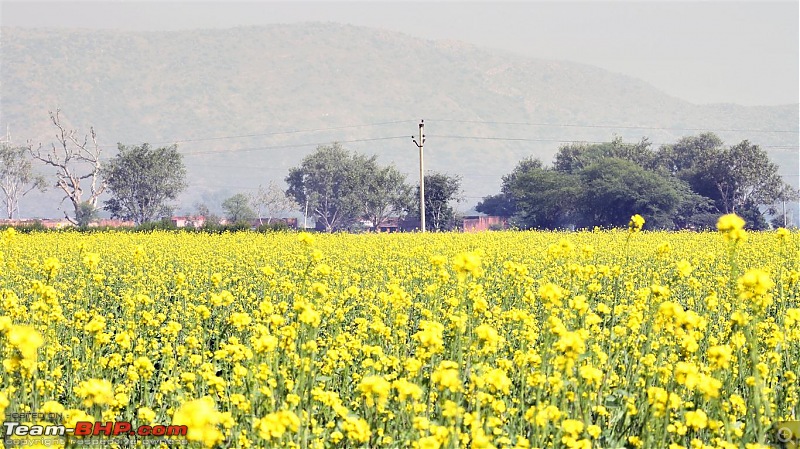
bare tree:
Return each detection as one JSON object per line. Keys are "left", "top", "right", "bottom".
{"left": 250, "top": 181, "right": 299, "bottom": 225}
{"left": 28, "top": 109, "right": 107, "bottom": 224}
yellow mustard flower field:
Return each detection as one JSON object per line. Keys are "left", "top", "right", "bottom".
{"left": 0, "top": 216, "right": 798, "bottom": 449}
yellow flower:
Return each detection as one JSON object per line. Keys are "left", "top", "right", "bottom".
{"left": 297, "top": 232, "right": 315, "bottom": 245}
{"left": 74, "top": 379, "right": 115, "bottom": 407}
{"left": 707, "top": 345, "right": 733, "bottom": 370}
{"left": 393, "top": 378, "right": 423, "bottom": 402}
{"left": 297, "top": 302, "right": 321, "bottom": 327}
{"left": 133, "top": 356, "right": 155, "bottom": 379}
{"left": 453, "top": 251, "right": 483, "bottom": 278}
{"left": 685, "top": 409, "right": 708, "bottom": 430}
{"left": 414, "top": 321, "right": 445, "bottom": 353}
{"left": 251, "top": 333, "right": 278, "bottom": 354}
{"left": 556, "top": 331, "right": 586, "bottom": 360}
{"left": 431, "top": 361, "right": 461, "bottom": 393}
{"left": 84, "top": 316, "right": 106, "bottom": 334}
{"left": 342, "top": 416, "right": 371, "bottom": 443}
{"left": 418, "top": 435, "right": 441, "bottom": 449}
{"left": 40, "top": 401, "right": 65, "bottom": 417}
{"left": 171, "top": 396, "right": 223, "bottom": 448}
{"left": 628, "top": 214, "right": 645, "bottom": 233}
{"left": 138, "top": 407, "right": 157, "bottom": 424}
{"left": 359, "top": 375, "right": 391, "bottom": 409}
{"left": 42, "top": 257, "right": 61, "bottom": 277}
{"left": 737, "top": 269, "right": 774, "bottom": 310}
{"left": 538, "top": 283, "right": 565, "bottom": 307}
{"left": 717, "top": 213, "right": 745, "bottom": 232}
{"left": 562, "top": 419, "right": 584, "bottom": 437}
{"left": 786, "top": 308, "right": 800, "bottom": 328}
{"left": 483, "top": 368, "right": 512, "bottom": 394}
{"left": 475, "top": 324, "right": 501, "bottom": 349}
{"left": 229, "top": 312, "right": 252, "bottom": 330}
{"left": 1, "top": 227, "right": 17, "bottom": 243}
{"left": 6, "top": 325, "right": 44, "bottom": 361}
{"left": 82, "top": 252, "right": 100, "bottom": 271}
{"left": 579, "top": 365, "right": 603, "bottom": 387}
{"left": 62, "top": 409, "right": 94, "bottom": 429}
{"left": 717, "top": 213, "right": 747, "bottom": 242}
{"left": 676, "top": 260, "right": 693, "bottom": 277}
{"left": 253, "top": 410, "right": 300, "bottom": 440}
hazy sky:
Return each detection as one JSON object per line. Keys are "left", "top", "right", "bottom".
{"left": 1, "top": 1, "right": 798, "bottom": 106}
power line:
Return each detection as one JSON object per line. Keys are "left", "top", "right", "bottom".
{"left": 94, "top": 120, "right": 417, "bottom": 149}
{"left": 426, "top": 118, "right": 800, "bottom": 134}
{"left": 427, "top": 134, "right": 799, "bottom": 150}
{"left": 179, "top": 135, "right": 410, "bottom": 156}
{"left": 86, "top": 117, "right": 798, "bottom": 151}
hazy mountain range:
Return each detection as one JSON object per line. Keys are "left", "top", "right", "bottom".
{"left": 1, "top": 23, "right": 797, "bottom": 219}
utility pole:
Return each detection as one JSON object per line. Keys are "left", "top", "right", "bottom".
{"left": 412, "top": 120, "right": 425, "bottom": 232}
{"left": 302, "top": 183, "right": 309, "bottom": 230}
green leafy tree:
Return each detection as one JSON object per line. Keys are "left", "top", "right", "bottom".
{"left": 102, "top": 143, "right": 187, "bottom": 225}
{"left": 409, "top": 172, "right": 462, "bottom": 231}
{"left": 554, "top": 136, "right": 656, "bottom": 173}
{"left": 576, "top": 158, "right": 684, "bottom": 229}
{"left": 508, "top": 169, "right": 579, "bottom": 229}
{"left": 482, "top": 135, "right": 791, "bottom": 230}
{"left": 657, "top": 134, "right": 789, "bottom": 224}
{"left": 362, "top": 164, "right": 413, "bottom": 229}
{"left": 655, "top": 133, "right": 725, "bottom": 227}
{"left": 285, "top": 143, "right": 374, "bottom": 232}
{"left": 222, "top": 193, "right": 257, "bottom": 223}
{"left": 478, "top": 157, "right": 579, "bottom": 229}
{"left": 711, "top": 140, "right": 786, "bottom": 214}
{"left": 657, "top": 132, "right": 724, "bottom": 176}
{"left": 0, "top": 143, "right": 47, "bottom": 218}
{"left": 475, "top": 193, "right": 515, "bottom": 218}
{"left": 75, "top": 201, "right": 99, "bottom": 227}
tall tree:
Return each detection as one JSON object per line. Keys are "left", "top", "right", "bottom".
{"left": 657, "top": 134, "right": 789, "bottom": 222}
{"left": 0, "top": 143, "right": 47, "bottom": 218}
{"left": 362, "top": 164, "right": 413, "bottom": 229}
{"left": 711, "top": 140, "right": 786, "bottom": 214}
{"left": 285, "top": 143, "right": 373, "bottom": 232}
{"left": 410, "top": 172, "right": 462, "bottom": 231}
{"left": 102, "top": 143, "right": 187, "bottom": 225}
{"left": 222, "top": 193, "right": 257, "bottom": 223}
{"left": 29, "top": 109, "right": 106, "bottom": 224}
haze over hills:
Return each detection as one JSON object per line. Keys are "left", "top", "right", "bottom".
{"left": 1, "top": 23, "right": 797, "bottom": 220}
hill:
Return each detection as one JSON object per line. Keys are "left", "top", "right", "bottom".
{"left": 1, "top": 23, "right": 797, "bottom": 219}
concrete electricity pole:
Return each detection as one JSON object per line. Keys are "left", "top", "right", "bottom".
{"left": 412, "top": 120, "right": 425, "bottom": 232}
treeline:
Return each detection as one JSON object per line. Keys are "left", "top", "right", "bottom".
{"left": 477, "top": 133, "right": 797, "bottom": 230}
{"left": 0, "top": 110, "right": 464, "bottom": 231}
{"left": 0, "top": 220, "right": 294, "bottom": 234}
{"left": 2, "top": 109, "right": 796, "bottom": 232}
